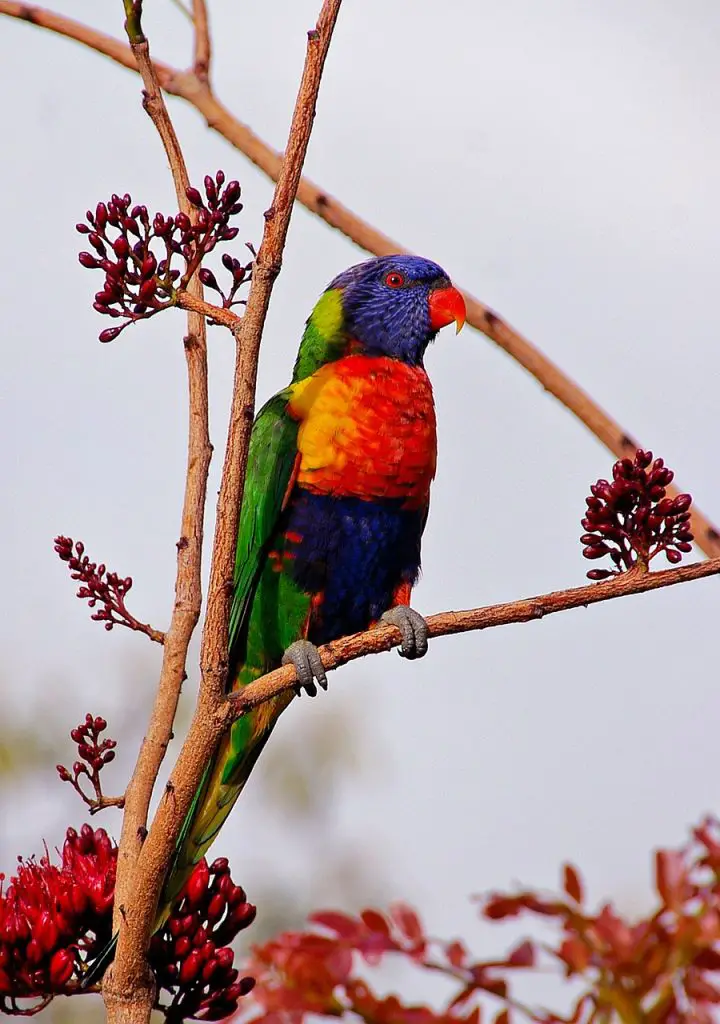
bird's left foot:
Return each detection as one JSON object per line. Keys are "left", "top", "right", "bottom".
{"left": 282, "top": 639, "right": 328, "bottom": 697}
{"left": 380, "top": 606, "right": 429, "bottom": 660}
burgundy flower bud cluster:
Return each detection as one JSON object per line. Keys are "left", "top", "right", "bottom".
{"left": 0, "top": 831, "right": 256, "bottom": 1018}
{"left": 0, "top": 825, "right": 115, "bottom": 1014}
{"left": 54, "top": 535, "right": 159, "bottom": 641}
{"left": 581, "top": 449, "right": 694, "bottom": 579}
{"left": 56, "top": 714, "right": 117, "bottom": 809}
{"left": 76, "top": 170, "right": 248, "bottom": 342}
{"left": 150, "top": 857, "right": 256, "bottom": 1021}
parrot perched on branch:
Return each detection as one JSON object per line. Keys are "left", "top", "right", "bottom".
{"left": 85, "top": 253, "right": 466, "bottom": 984}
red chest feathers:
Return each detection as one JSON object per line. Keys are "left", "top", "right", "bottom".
{"left": 287, "top": 355, "right": 437, "bottom": 508}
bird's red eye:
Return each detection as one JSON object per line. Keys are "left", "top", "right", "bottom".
{"left": 384, "top": 271, "right": 405, "bottom": 289}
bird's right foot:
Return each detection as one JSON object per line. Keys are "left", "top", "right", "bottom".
{"left": 282, "top": 640, "right": 328, "bottom": 697}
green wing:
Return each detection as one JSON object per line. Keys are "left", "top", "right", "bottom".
{"left": 227, "top": 390, "right": 299, "bottom": 659}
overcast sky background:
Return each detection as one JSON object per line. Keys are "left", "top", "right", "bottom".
{"left": 2, "top": 0, "right": 720, "bottom": 1013}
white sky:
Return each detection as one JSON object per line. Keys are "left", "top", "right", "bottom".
{"left": 2, "top": 0, "right": 720, "bottom": 1012}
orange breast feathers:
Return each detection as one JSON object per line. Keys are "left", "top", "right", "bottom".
{"left": 287, "top": 355, "right": 437, "bottom": 507}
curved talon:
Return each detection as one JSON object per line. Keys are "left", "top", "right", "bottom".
{"left": 380, "top": 606, "right": 429, "bottom": 660}
{"left": 282, "top": 639, "right": 328, "bottom": 697}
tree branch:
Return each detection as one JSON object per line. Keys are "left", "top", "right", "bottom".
{"left": 1, "top": 1, "right": 719, "bottom": 559}
{"left": 105, "top": 6, "right": 212, "bottom": 1022}
{"left": 103, "top": 3, "right": 343, "bottom": 1019}
{"left": 175, "top": 288, "right": 241, "bottom": 330}
{"left": 191, "top": 0, "right": 210, "bottom": 83}
{"left": 226, "top": 557, "right": 720, "bottom": 718}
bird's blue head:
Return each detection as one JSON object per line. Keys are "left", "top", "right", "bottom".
{"left": 329, "top": 254, "right": 466, "bottom": 366}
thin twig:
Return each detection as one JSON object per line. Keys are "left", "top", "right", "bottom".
{"left": 2, "top": 2, "right": 718, "bottom": 559}
{"left": 226, "top": 556, "right": 720, "bottom": 717}
{"left": 89, "top": 794, "right": 126, "bottom": 815}
{"left": 191, "top": 0, "right": 210, "bottom": 82}
{"left": 101, "top": 3, "right": 343, "bottom": 1017}
{"left": 175, "top": 288, "right": 241, "bottom": 329}
{"left": 105, "top": 5, "right": 212, "bottom": 1021}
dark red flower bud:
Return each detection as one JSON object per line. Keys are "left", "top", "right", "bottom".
{"left": 112, "top": 236, "right": 130, "bottom": 259}
{"left": 175, "top": 212, "right": 191, "bottom": 233}
{"left": 199, "top": 268, "right": 220, "bottom": 291}
{"left": 88, "top": 233, "right": 107, "bottom": 256}
{"left": 204, "top": 175, "right": 218, "bottom": 204}
{"left": 140, "top": 253, "right": 157, "bottom": 279}
{"left": 138, "top": 279, "right": 157, "bottom": 304}
{"left": 179, "top": 949, "right": 203, "bottom": 984}
{"left": 222, "top": 180, "right": 241, "bottom": 205}
{"left": 206, "top": 892, "right": 226, "bottom": 922}
{"left": 671, "top": 494, "right": 692, "bottom": 514}
{"left": 49, "top": 949, "right": 75, "bottom": 988}
{"left": 186, "top": 860, "right": 210, "bottom": 910}
{"left": 186, "top": 186, "right": 204, "bottom": 207}
{"left": 215, "top": 946, "right": 234, "bottom": 970}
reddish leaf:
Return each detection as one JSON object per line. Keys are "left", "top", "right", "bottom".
{"left": 557, "top": 936, "right": 590, "bottom": 974}
{"left": 309, "top": 910, "right": 358, "bottom": 938}
{"left": 361, "top": 909, "right": 390, "bottom": 936}
{"left": 446, "top": 941, "right": 467, "bottom": 968}
{"left": 592, "top": 904, "right": 635, "bottom": 958}
{"left": 390, "top": 902, "right": 424, "bottom": 944}
{"left": 563, "top": 863, "right": 584, "bottom": 904}
{"left": 655, "top": 849, "right": 688, "bottom": 910}
{"left": 483, "top": 895, "right": 525, "bottom": 921}
{"left": 507, "top": 940, "right": 534, "bottom": 968}
{"left": 494, "top": 1012, "right": 510, "bottom": 1024}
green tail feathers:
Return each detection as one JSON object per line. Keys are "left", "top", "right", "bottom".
{"left": 160, "top": 702, "right": 288, "bottom": 913}
{"left": 83, "top": 696, "right": 291, "bottom": 985}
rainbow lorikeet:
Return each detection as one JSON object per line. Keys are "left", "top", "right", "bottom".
{"left": 86, "top": 254, "right": 465, "bottom": 982}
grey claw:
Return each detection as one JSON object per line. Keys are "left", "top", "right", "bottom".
{"left": 380, "top": 606, "right": 429, "bottom": 660}
{"left": 282, "top": 639, "right": 328, "bottom": 697}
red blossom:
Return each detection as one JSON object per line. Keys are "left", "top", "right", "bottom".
{"left": 0, "top": 824, "right": 116, "bottom": 1015}
{"left": 75, "top": 172, "right": 252, "bottom": 342}
{"left": 581, "top": 449, "right": 694, "bottom": 578}
{"left": 54, "top": 536, "right": 162, "bottom": 643}
{"left": 56, "top": 713, "right": 119, "bottom": 812}
{"left": 151, "top": 856, "right": 256, "bottom": 1022}
{"left": 0, "top": 831, "right": 256, "bottom": 1019}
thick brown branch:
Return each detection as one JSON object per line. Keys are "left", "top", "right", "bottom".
{"left": 191, "top": 0, "right": 211, "bottom": 82}
{"left": 226, "top": 557, "right": 720, "bottom": 717}
{"left": 106, "top": 13, "right": 211, "bottom": 1024}
{"left": 102, "top": 1, "right": 343, "bottom": 1011}
{"left": 1, "top": 1, "right": 718, "bottom": 559}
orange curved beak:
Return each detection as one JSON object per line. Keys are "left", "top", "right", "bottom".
{"left": 428, "top": 285, "right": 466, "bottom": 334}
